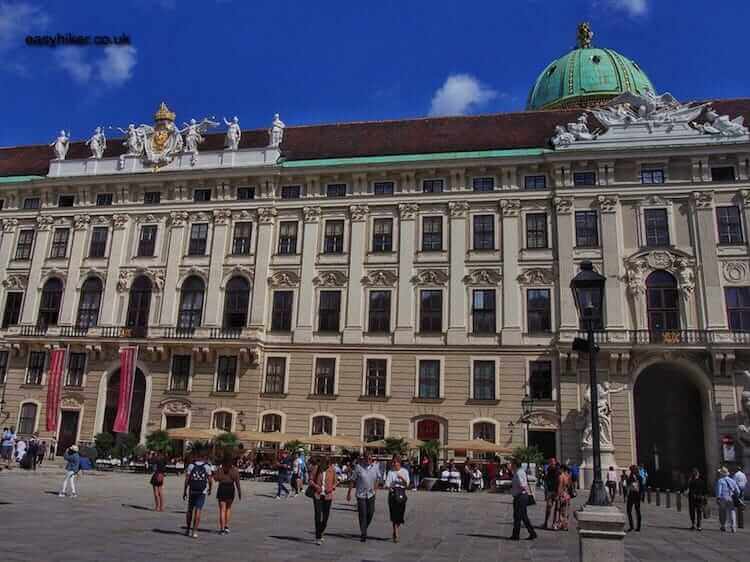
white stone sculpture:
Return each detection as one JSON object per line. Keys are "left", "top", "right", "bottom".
{"left": 591, "top": 91, "right": 705, "bottom": 130}
{"left": 551, "top": 114, "right": 597, "bottom": 147}
{"left": 581, "top": 382, "right": 626, "bottom": 449}
{"left": 86, "top": 127, "right": 107, "bottom": 159}
{"left": 50, "top": 130, "right": 70, "bottom": 160}
{"left": 181, "top": 117, "right": 219, "bottom": 155}
{"left": 737, "top": 371, "right": 750, "bottom": 448}
{"left": 694, "top": 108, "right": 749, "bottom": 137}
{"left": 269, "top": 113, "right": 285, "bottom": 148}
{"left": 223, "top": 116, "right": 241, "bottom": 151}
{"left": 117, "top": 124, "right": 144, "bottom": 156}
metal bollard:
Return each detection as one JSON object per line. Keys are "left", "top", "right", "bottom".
{"left": 666, "top": 490, "right": 671, "bottom": 509}
{"left": 646, "top": 488, "right": 651, "bottom": 503}
{"left": 656, "top": 489, "right": 661, "bottom": 506}
{"left": 738, "top": 505, "right": 745, "bottom": 529}
{"left": 676, "top": 491, "right": 682, "bottom": 512}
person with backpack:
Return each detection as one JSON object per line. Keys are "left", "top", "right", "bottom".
{"left": 183, "top": 446, "right": 213, "bottom": 538}
{"left": 384, "top": 454, "right": 410, "bottom": 543}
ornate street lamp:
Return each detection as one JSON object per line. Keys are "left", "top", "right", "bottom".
{"left": 521, "top": 393, "right": 534, "bottom": 425}
{"left": 571, "top": 260, "right": 609, "bottom": 506}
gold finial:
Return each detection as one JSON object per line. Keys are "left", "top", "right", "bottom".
{"left": 154, "top": 102, "right": 176, "bottom": 122}
{"left": 576, "top": 22, "right": 593, "bottom": 49}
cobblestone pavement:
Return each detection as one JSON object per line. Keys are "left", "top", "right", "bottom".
{"left": 2, "top": 466, "right": 749, "bottom": 562}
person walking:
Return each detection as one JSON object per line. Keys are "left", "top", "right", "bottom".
{"left": 542, "top": 457, "right": 560, "bottom": 529}
{"left": 625, "top": 464, "right": 643, "bottom": 532}
{"left": 619, "top": 469, "right": 628, "bottom": 499}
{"left": 37, "top": 441, "right": 47, "bottom": 467}
{"left": 1, "top": 428, "right": 13, "bottom": 468}
{"left": 553, "top": 465, "right": 573, "bottom": 531}
{"left": 150, "top": 452, "right": 167, "bottom": 512}
{"left": 309, "top": 456, "right": 337, "bottom": 545}
{"left": 384, "top": 454, "right": 410, "bottom": 543}
{"left": 687, "top": 467, "right": 706, "bottom": 531}
{"left": 183, "top": 446, "right": 213, "bottom": 538}
{"left": 509, "top": 459, "right": 537, "bottom": 541}
{"left": 59, "top": 445, "right": 80, "bottom": 498}
{"left": 606, "top": 466, "right": 618, "bottom": 503}
{"left": 275, "top": 450, "right": 292, "bottom": 499}
{"left": 214, "top": 453, "right": 241, "bottom": 535}
{"left": 292, "top": 451, "right": 305, "bottom": 497}
{"left": 716, "top": 466, "right": 741, "bottom": 533}
{"left": 346, "top": 452, "right": 381, "bottom": 542}
{"left": 732, "top": 464, "right": 747, "bottom": 499}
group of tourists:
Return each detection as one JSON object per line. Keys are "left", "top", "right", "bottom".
{"left": 1, "top": 427, "right": 51, "bottom": 470}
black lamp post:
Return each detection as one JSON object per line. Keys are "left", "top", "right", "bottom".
{"left": 570, "top": 260, "right": 609, "bottom": 507}
{"left": 521, "top": 393, "right": 534, "bottom": 426}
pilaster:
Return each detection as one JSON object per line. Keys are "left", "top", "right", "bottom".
{"left": 598, "top": 195, "right": 626, "bottom": 329}
{"left": 248, "top": 208, "right": 276, "bottom": 334}
{"left": 20, "top": 217, "right": 53, "bottom": 325}
{"left": 395, "top": 203, "right": 418, "bottom": 344}
{"left": 59, "top": 216, "right": 90, "bottom": 325}
{"left": 692, "top": 191, "right": 724, "bottom": 330}
{"left": 294, "top": 207, "right": 320, "bottom": 343}
{"left": 204, "top": 210, "right": 231, "bottom": 327}
{"left": 343, "top": 205, "right": 368, "bottom": 343}
{"left": 500, "top": 199, "right": 522, "bottom": 344}
{"left": 554, "top": 197, "right": 578, "bottom": 330}
{"left": 447, "top": 201, "right": 468, "bottom": 344}
{"left": 101, "top": 215, "right": 128, "bottom": 325}
{"left": 159, "top": 211, "right": 188, "bottom": 325}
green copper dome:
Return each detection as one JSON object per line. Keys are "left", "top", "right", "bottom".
{"left": 526, "top": 24, "right": 655, "bottom": 110}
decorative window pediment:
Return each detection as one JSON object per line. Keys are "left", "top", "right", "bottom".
{"left": 411, "top": 269, "right": 449, "bottom": 286}
{"left": 313, "top": 270, "right": 348, "bottom": 287}
{"left": 463, "top": 268, "right": 502, "bottom": 286}
{"left": 268, "top": 270, "right": 300, "bottom": 288}
{"left": 517, "top": 268, "right": 555, "bottom": 286}
{"left": 361, "top": 269, "right": 398, "bottom": 287}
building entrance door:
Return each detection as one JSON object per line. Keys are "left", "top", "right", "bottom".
{"left": 57, "top": 411, "right": 80, "bottom": 456}
{"left": 528, "top": 430, "right": 556, "bottom": 460}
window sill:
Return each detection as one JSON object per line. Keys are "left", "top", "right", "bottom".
{"left": 210, "top": 391, "right": 237, "bottom": 397}
{"left": 63, "top": 385, "right": 84, "bottom": 391}
{"left": 260, "top": 393, "right": 287, "bottom": 399}
{"left": 358, "top": 395, "right": 389, "bottom": 402}
{"left": 314, "top": 331, "right": 342, "bottom": 336}
{"left": 574, "top": 245, "right": 600, "bottom": 250}
{"left": 717, "top": 243, "right": 746, "bottom": 248}
{"left": 307, "top": 394, "right": 337, "bottom": 400}
{"left": 20, "top": 384, "right": 43, "bottom": 389}
{"left": 165, "top": 389, "right": 190, "bottom": 396}
{"left": 411, "top": 397, "right": 444, "bottom": 404}
{"left": 466, "top": 399, "right": 499, "bottom": 405}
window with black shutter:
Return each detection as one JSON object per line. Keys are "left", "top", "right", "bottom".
{"left": 318, "top": 291, "right": 341, "bottom": 332}
{"left": 89, "top": 226, "right": 108, "bottom": 257}
{"left": 323, "top": 221, "right": 344, "bottom": 253}
{"left": 418, "top": 360, "right": 440, "bottom": 399}
{"left": 170, "top": 354, "right": 191, "bottom": 392}
{"left": 66, "top": 352, "right": 86, "bottom": 387}
{"left": 422, "top": 217, "right": 442, "bottom": 251}
{"left": 365, "top": 359, "right": 387, "bottom": 397}
{"left": 419, "top": 290, "right": 442, "bottom": 333}
{"left": 26, "top": 351, "right": 46, "bottom": 385}
{"left": 526, "top": 213, "right": 548, "bottom": 248}
{"left": 264, "top": 357, "right": 286, "bottom": 394}
{"left": 216, "top": 356, "right": 237, "bottom": 393}
{"left": 473, "top": 361, "right": 496, "bottom": 400}
{"left": 137, "top": 225, "right": 157, "bottom": 257}
{"left": 314, "top": 358, "right": 336, "bottom": 396}
{"left": 472, "top": 290, "right": 496, "bottom": 334}
{"left": 278, "top": 221, "right": 297, "bottom": 254}
{"left": 473, "top": 215, "right": 495, "bottom": 250}
{"left": 529, "top": 361, "right": 552, "bottom": 400}
{"left": 15, "top": 230, "right": 34, "bottom": 260}
{"left": 527, "top": 289, "right": 551, "bottom": 332}
{"left": 372, "top": 218, "right": 393, "bottom": 252}
{"left": 368, "top": 291, "right": 391, "bottom": 332}
{"left": 271, "top": 291, "right": 293, "bottom": 331}
{"left": 188, "top": 223, "right": 208, "bottom": 255}
{"left": 232, "top": 222, "right": 252, "bottom": 255}
{"left": 2, "top": 292, "right": 23, "bottom": 328}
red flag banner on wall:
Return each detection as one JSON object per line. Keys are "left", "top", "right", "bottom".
{"left": 46, "top": 348, "right": 66, "bottom": 432}
{"left": 113, "top": 346, "right": 138, "bottom": 434}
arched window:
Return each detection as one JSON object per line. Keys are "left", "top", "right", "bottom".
{"left": 646, "top": 271, "right": 679, "bottom": 332}
{"left": 223, "top": 276, "right": 250, "bottom": 329}
{"left": 311, "top": 415, "right": 333, "bottom": 435}
{"left": 473, "top": 422, "right": 496, "bottom": 443}
{"left": 18, "top": 402, "right": 38, "bottom": 434}
{"left": 126, "top": 276, "right": 152, "bottom": 334}
{"left": 38, "top": 278, "right": 63, "bottom": 327}
{"left": 77, "top": 277, "right": 103, "bottom": 329}
{"left": 212, "top": 411, "right": 233, "bottom": 432}
{"left": 261, "top": 413, "right": 282, "bottom": 433}
{"left": 363, "top": 418, "right": 385, "bottom": 443}
{"left": 178, "top": 276, "right": 205, "bottom": 330}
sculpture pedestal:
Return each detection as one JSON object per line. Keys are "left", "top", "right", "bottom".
{"left": 580, "top": 446, "right": 615, "bottom": 490}
{"left": 574, "top": 505, "right": 626, "bottom": 562}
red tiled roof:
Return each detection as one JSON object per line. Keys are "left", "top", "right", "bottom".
{"left": 2, "top": 99, "right": 750, "bottom": 177}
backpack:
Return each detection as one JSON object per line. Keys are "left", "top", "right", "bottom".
{"left": 188, "top": 463, "right": 209, "bottom": 494}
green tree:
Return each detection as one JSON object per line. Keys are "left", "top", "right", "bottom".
{"left": 113, "top": 432, "right": 139, "bottom": 459}
{"left": 419, "top": 440, "right": 442, "bottom": 477}
{"left": 283, "top": 440, "right": 308, "bottom": 455}
{"left": 512, "top": 445, "right": 544, "bottom": 466}
{"left": 214, "top": 432, "right": 239, "bottom": 449}
{"left": 94, "top": 432, "right": 115, "bottom": 457}
{"left": 145, "top": 430, "right": 172, "bottom": 454}
{"left": 383, "top": 437, "right": 407, "bottom": 457}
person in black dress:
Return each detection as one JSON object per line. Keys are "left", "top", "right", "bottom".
{"left": 687, "top": 467, "right": 706, "bottom": 531}
{"left": 625, "top": 464, "right": 643, "bottom": 532}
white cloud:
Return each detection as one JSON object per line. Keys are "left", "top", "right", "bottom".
{"left": 606, "top": 0, "right": 648, "bottom": 16}
{"left": 428, "top": 74, "right": 497, "bottom": 117}
{"left": 0, "top": 1, "right": 49, "bottom": 52}
{"left": 56, "top": 48, "right": 93, "bottom": 83}
{"left": 97, "top": 45, "right": 137, "bottom": 85}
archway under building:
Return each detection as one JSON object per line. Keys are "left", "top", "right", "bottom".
{"left": 102, "top": 368, "right": 147, "bottom": 440}
{"left": 633, "top": 361, "right": 711, "bottom": 490}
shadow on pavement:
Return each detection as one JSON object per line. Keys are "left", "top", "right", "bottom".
{"left": 122, "top": 503, "right": 153, "bottom": 511}
{"left": 268, "top": 535, "right": 313, "bottom": 543}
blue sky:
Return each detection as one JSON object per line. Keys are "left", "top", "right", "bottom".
{"left": 0, "top": 0, "right": 748, "bottom": 147}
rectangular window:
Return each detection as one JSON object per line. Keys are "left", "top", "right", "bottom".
{"left": 95, "top": 193, "right": 113, "bottom": 206}
{"left": 473, "top": 215, "right": 495, "bottom": 250}
{"left": 717, "top": 206, "right": 744, "bottom": 244}
{"left": 0, "top": 350, "right": 8, "bottom": 384}
{"left": 144, "top": 191, "right": 161, "bottom": 205}
{"left": 2, "top": 292, "right": 23, "bottom": 328}
{"left": 278, "top": 221, "right": 298, "bottom": 255}
{"left": 66, "top": 352, "right": 86, "bottom": 387}
{"left": 644, "top": 208, "right": 670, "bottom": 247}
{"left": 237, "top": 187, "right": 255, "bottom": 200}
{"left": 26, "top": 351, "right": 46, "bottom": 385}
{"left": 726, "top": 287, "right": 750, "bottom": 332}
{"left": 323, "top": 220, "right": 344, "bottom": 253}
{"left": 193, "top": 188, "right": 211, "bottom": 202}
{"left": 420, "top": 290, "right": 443, "bottom": 333}
{"left": 711, "top": 166, "right": 735, "bottom": 182}
{"left": 89, "top": 226, "right": 108, "bottom": 257}
{"left": 23, "top": 197, "right": 40, "bottom": 210}
{"left": 526, "top": 212, "right": 548, "bottom": 248}
{"left": 232, "top": 222, "right": 252, "bottom": 255}
{"left": 188, "top": 224, "right": 208, "bottom": 255}
{"left": 318, "top": 291, "right": 341, "bottom": 332}
{"left": 49, "top": 228, "right": 69, "bottom": 258}
{"left": 264, "top": 357, "right": 286, "bottom": 394}
{"left": 271, "top": 291, "right": 293, "bottom": 331}
{"left": 473, "top": 361, "right": 496, "bottom": 400}
{"left": 641, "top": 169, "right": 665, "bottom": 184}
{"left": 573, "top": 172, "right": 596, "bottom": 186}
{"left": 15, "top": 229, "right": 34, "bottom": 260}
{"left": 170, "top": 354, "right": 191, "bottom": 392}
{"left": 373, "top": 181, "right": 394, "bottom": 195}
{"left": 422, "top": 216, "right": 443, "bottom": 251}
{"left": 326, "top": 183, "right": 347, "bottom": 198}
{"left": 314, "top": 358, "right": 336, "bottom": 396}
{"left": 58, "top": 195, "right": 75, "bottom": 208}
{"left": 529, "top": 360, "right": 552, "bottom": 400}
{"left": 575, "top": 210, "right": 599, "bottom": 247}
{"left": 280, "top": 185, "right": 301, "bottom": 199}
{"left": 372, "top": 218, "right": 393, "bottom": 252}
{"left": 524, "top": 175, "right": 547, "bottom": 190}
{"left": 472, "top": 177, "right": 495, "bottom": 192}
{"left": 418, "top": 359, "right": 440, "bottom": 399}
{"left": 368, "top": 290, "right": 391, "bottom": 332}
{"left": 216, "top": 356, "right": 237, "bottom": 393}
{"left": 422, "top": 179, "right": 444, "bottom": 193}
{"left": 137, "top": 225, "right": 157, "bottom": 257}
{"left": 472, "top": 290, "right": 496, "bottom": 334}
{"left": 527, "top": 289, "right": 551, "bottom": 333}
{"left": 365, "top": 358, "right": 387, "bottom": 397}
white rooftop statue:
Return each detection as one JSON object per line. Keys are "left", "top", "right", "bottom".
{"left": 269, "top": 113, "right": 285, "bottom": 148}
{"left": 223, "top": 116, "right": 241, "bottom": 151}
{"left": 50, "top": 130, "right": 70, "bottom": 160}
{"left": 86, "top": 127, "right": 107, "bottom": 159}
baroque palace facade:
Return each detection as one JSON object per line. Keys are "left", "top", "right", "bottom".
{"left": 2, "top": 25, "right": 750, "bottom": 486}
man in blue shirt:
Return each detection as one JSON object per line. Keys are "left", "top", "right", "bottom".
{"left": 276, "top": 450, "right": 292, "bottom": 499}
{"left": 347, "top": 453, "right": 381, "bottom": 542}
{"left": 59, "top": 445, "right": 80, "bottom": 497}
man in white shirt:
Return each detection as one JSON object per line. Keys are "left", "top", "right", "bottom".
{"left": 732, "top": 465, "right": 747, "bottom": 499}
{"left": 509, "top": 459, "right": 537, "bottom": 541}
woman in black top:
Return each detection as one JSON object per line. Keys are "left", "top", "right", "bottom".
{"left": 150, "top": 452, "right": 167, "bottom": 511}
{"left": 625, "top": 464, "right": 643, "bottom": 532}
{"left": 687, "top": 467, "right": 706, "bottom": 531}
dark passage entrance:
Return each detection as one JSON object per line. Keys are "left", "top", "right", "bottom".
{"left": 633, "top": 364, "right": 705, "bottom": 489}
{"left": 528, "top": 430, "right": 556, "bottom": 460}
{"left": 57, "top": 411, "right": 80, "bottom": 456}
{"left": 103, "top": 368, "right": 147, "bottom": 438}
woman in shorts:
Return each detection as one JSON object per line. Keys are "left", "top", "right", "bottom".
{"left": 150, "top": 452, "right": 167, "bottom": 511}
{"left": 214, "top": 453, "right": 242, "bottom": 535}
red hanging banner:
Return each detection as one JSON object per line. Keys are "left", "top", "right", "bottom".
{"left": 46, "top": 348, "right": 67, "bottom": 432}
{"left": 113, "top": 346, "right": 138, "bottom": 434}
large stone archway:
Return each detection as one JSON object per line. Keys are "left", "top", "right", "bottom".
{"left": 632, "top": 359, "right": 716, "bottom": 489}
{"left": 94, "top": 361, "right": 152, "bottom": 444}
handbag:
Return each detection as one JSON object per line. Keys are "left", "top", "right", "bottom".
{"left": 390, "top": 486, "right": 407, "bottom": 504}
{"left": 732, "top": 490, "right": 744, "bottom": 509}
{"left": 305, "top": 484, "right": 316, "bottom": 498}
{"left": 526, "top": 492, "right": 536, "bottom": 506}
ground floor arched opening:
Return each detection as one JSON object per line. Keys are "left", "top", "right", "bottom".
{"left": 633, "top": 362, "right": 707, "bottom": 490}
{"left": 102, "top": 368, "right": 147, "bottom": 438}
